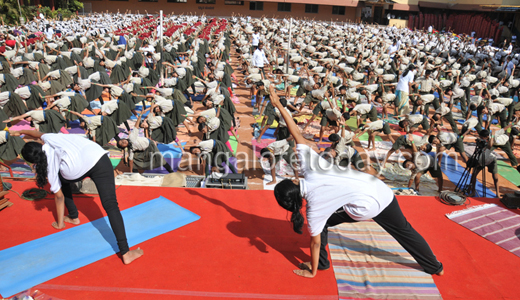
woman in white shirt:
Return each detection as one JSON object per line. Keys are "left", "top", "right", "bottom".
{"left": 395, "top": 64, "right": 415, "bottom": 115}
{"left": 268, "top": 84, "right": 443, "bottom": 278}
{"left": 14, "top": 131, "right": 143, "bottom": 265}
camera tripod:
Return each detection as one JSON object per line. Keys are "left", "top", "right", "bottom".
{"left": 454, "top": 140, "right": 488, "bottom": 197}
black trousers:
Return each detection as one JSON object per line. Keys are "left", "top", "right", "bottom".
{"left": 319, "top": 197, "right": 443, "bottom": 275}
{"left": 59, "top": 154, "right": 130, "bottom": 255}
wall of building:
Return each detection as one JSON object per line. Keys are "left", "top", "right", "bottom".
{"left": 82, "top": 0, "right": 358, "bottom": 21}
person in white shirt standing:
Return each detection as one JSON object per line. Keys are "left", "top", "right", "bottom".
{"left": 251, "top": 29, "right": 260, "bottom": 52}
{"left": 252, "top": 42, "right": 269, "bottom": 78}
{"left": 268, "top": 84, "right": 443, "bottom": 279}
{"left": 14, "top": 131, "right": 143, "bottom": 265}
{"left": 395, "top": 65, "right": 415, "bottom": 115}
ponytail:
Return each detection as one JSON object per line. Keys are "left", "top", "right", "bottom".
{"left": 274, "top": 179, "right": 304, "bottom": 234}
{"left": 402, "top": 68, "right": 410, "bottom": 78}
{"left": 21, "top": 142, "right": 48, "bottom": 189}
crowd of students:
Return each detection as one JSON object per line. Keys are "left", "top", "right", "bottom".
{"left": 0, "top": 13, "right": 519, "bottom": 197}
{"left": 241, "top": 18, "right": 520, "bottom": 198}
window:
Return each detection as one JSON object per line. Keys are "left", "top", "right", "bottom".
{"left": 305, "top": 4, "right": 318, "bottom": 13}
{"left": 278, "top": 3, "right": 291, "bottom": 12}
{"left": 332, "top": 6, "right": 345, "bottom": 15}
{"left": 225, "top": 0, "right": 243, "bottom": 4}
{"left": 249, "top": 1, "right": 264, "bottom": 10}
{"left": 168, "top": 0, "right": 187, "bottom": 2}
{"left": 196, "top": 0, "right": 216, "bottom": 3}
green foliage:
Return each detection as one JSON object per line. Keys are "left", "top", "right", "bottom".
{"left": 0, "top": 0, "right": 23, "bottom": 24}
{"left": 0, "top": 3, "right": 78, "bottom": 25}
{"left": 68, "top": 0, "right": 83, "bottom": 13}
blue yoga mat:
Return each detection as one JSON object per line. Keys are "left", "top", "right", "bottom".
{"left": 262, "top": 127, "right": 276, "bottom": 139}
{"left": 439, "top": 154, "right": 496, "bottom": 198}
{"left": 0, "top": 197, "right": 200, "bottom": 298}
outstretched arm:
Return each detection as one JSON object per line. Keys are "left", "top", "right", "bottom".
{"left": 4, "top": 113, "right": 30, "bottom": 123}
{"left": 269, "top": 85, "right": 310, "bottom": 147}
{"left": 10, "top": 129, "right": 44, "bottom": 139}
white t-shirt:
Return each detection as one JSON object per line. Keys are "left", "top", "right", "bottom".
{"left": 252, "top": 33, "right": 260, "bottom": 46}
{"left": 352, "top": 104, "right": 373, "bottom": 115}
{"left": 42, "top": 134, "right": 108, "bottom": 193}
{"left": 296, "top": 144, "right": 394, "bottom": 236}
{"left": 396, "top": 71, "right": 414, "bottom": 93}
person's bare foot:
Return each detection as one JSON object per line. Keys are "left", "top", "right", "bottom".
{"left": 266, "top": 180, "right": 276, "bottom": 185}
{"left": 122, "top": 248, "right": 144, "bottom": 265}
{"left": 64, "top": 216, "right": 80, "bottom": 225}
{"left": 435, "top": 269, "right": 444, "bottom": 276}
{"left": 299, "top": 261, "right": 329, "bottom": 271}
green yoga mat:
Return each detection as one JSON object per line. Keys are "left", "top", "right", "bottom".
{"left": 346, "top": 117, "right": 383, "bottom": 142}
{"left": 110, "top": 158, "right": 121, "bottom": 168}
{"left": 229, "top": 135, "right": 238, "bottom": 153}
{"left": 497, "top": 160, "right": 520, "bottom": 186}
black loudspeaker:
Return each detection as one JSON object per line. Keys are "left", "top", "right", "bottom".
{"left": 500, "top": 191, "right": 520, "bottom": 209}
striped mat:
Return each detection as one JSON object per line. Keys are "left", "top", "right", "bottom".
{"left": 328, "top": 222, "right": 442, "bottom": 300}
{"left": 446, "top": 204, "right": 520, "bottom": 257}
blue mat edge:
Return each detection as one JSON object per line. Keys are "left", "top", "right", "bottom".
{"left": 0, "top": 196, "right": 200, "bottom": 298}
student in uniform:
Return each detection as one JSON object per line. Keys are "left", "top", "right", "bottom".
{"left": 117, "top": 126, "right": 175, "bottom": 173}
{"left": 268, "top": 84, "right": 443, "bottom": 278}
{"left": 187, "top": 139, "right": 237, "bottom": 176}
{"left": 260, "top": 137, "right": 299, "bottom": 185}
{"left": 7, "top": 109, "right": 66, "bottom": 133}
{"left": 402, "top": 142, "right": 443, "bottom": 193}
{"left": 15, "top": 131, "right": 143, "bottom": 264}
{"left": 68, "top": 110, "right": 119, "bottom": 147}
{"left": 428, "top": 130, "right": 469, "bottom": 163}
{"left": 139, "top": 103, "right": 180, "bottom": 145}
{"left": 0, "top": 130, "right": 25, "bottom": 161}
{"left": 354, "top": 119, "right": 396, "bottom": 150}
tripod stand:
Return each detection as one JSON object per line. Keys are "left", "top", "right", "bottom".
{"left": 454, "top": 140, "right": 488, "bottom": 197}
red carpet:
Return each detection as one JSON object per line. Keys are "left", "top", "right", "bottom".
{"left": 1, "top": 181, "right": 520, "bottom": 299}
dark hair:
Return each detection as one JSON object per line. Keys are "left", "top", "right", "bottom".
{"left": 402, "top": 64, "right": 416, "bottom": 78}
{"left": 329, "top": 133, "right": 340, "bottom": 142}
{"left": 428, "top": 135, "right": 437, "bottom": 144}
{"left": 189, "top": 146, "right": 202, "bottom": 154}
{"left": 279, "top": 97, "right": 287, "bottom": 107}
{"left": 342, "top": 112, "right": 350, "bottom": 120}
{"left": 469, "top": 103, "right": 478, "bottom": 111}
{"left": 424, "top": 144, "right": 433, "bottom": 153}
{"left": 398, "top": 120, "right": 408, "bottom": 129}
{"left": 116, "top": 138, "right": 131, "bottom": 150}
{"left": 402, "top": 159, "right": 413, "bottom": 169}
{"left": 260, "top": 147, "right": 271, "bottom": 158}
{"left": 196, "top": 116, "right": 205, "bottom": 124}
{"left": 339, "top": 85, "right": 347, "bottom": 91}
{"left": 479, "top": 129, "right": 490, "bottom": 138}
{"left": 432, "top": 113, "right": 441, "bottom": 121}
{"left": 273, "top": 179, "right": 304, "bottom": 234}
{"left": 21, "top": 142, "right": 48, "bottom": 188}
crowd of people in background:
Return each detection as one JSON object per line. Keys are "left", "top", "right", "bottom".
{"left": 0, "top": 12, "right": 519, "bottom": 197}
